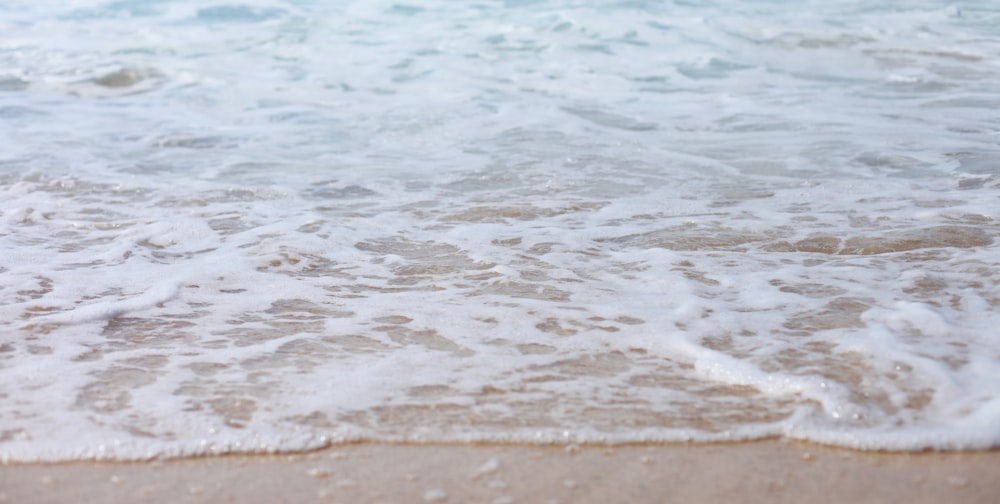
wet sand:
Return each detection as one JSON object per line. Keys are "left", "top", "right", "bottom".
{"left": 2, "top": 440, "right": 998, "bottom": 503}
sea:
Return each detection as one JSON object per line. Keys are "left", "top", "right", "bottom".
{"left": 1, "top": 0, "right": 998, "bottom": 462}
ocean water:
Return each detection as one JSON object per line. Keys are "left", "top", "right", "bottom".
{"left": 1, "top": 0, "right": 999, "bottom": 462}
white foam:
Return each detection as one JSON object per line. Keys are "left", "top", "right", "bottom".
{"left": 1, "top": 0, "right": 999, "bottom": 461}
{"left": 36, "top": 280, "right": 182, "bottom": 325}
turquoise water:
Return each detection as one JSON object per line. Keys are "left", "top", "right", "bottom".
{"left": 1, "top": 1, "right": 999, "bottom": 461}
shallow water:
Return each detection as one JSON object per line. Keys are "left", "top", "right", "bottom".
{"left": 1, "top": 0, "right": 999, "bottom": 461}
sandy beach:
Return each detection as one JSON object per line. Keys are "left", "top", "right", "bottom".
{"left": 3, "top": 4, "right": 1000, "bottom": 504}
{"left": 2, "top": 440, "right": 998, "bottom": 503}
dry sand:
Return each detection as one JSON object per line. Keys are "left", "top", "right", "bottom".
{"left": 2, "top": 440, "right": 998, "bottom": 503}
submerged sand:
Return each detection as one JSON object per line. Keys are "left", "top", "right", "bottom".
{"left": 2, "top": 441, "right": 998, "bottom": 503}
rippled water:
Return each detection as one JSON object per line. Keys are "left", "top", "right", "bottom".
{"left": 1, "top": 0, "right": 999, "bottom": 461}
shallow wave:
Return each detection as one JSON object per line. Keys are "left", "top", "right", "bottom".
{"left": 1, "top": 0, "right": 999, "bottom": 461}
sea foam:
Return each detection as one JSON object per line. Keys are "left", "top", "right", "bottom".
{"left": 1, "top": 0, "right": 999, "bottom": 461}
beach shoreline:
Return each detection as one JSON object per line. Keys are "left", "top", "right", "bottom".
{"left": 3, "top": 440, "right": 998, "bottom": 503}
